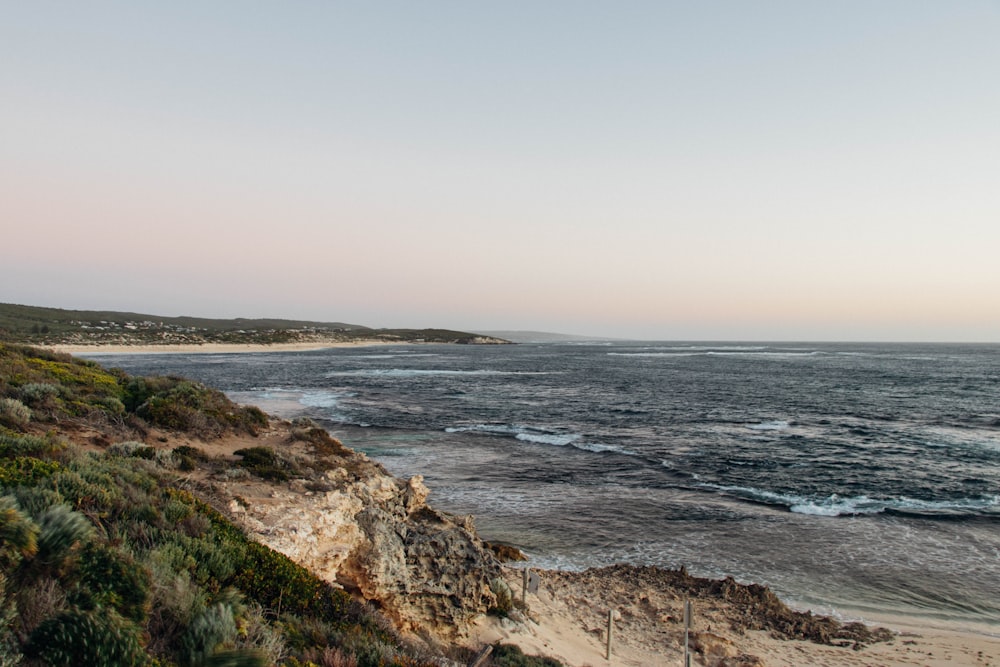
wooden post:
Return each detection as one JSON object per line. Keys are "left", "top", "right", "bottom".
{"left": 606, "top": 608, "right": 615, "bottom": 660}
{"left": 469, "top": 644, "right": 493, "bottom": 667}
{"left": 522, "top": 567, "right": 529, "bottom": 605}
{"left": 683, "top": 600, "right": 692, "bottom": 667}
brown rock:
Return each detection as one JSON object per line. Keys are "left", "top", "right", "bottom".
{"left": 486, "top": 542, "right": 528, "bottom": 562}
{"left": 692, "top": 631, "right": 738, "bottom": 659}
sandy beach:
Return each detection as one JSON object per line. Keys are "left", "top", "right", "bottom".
{"left": 473, "top": 566, "right": 1000, "bottom": 667}
{"left": 43, "top": 340, "right": 406, "bottom": 356}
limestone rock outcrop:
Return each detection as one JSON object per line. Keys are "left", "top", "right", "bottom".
{"left": 219, "top": 430, "right": 501, "bottom": 640}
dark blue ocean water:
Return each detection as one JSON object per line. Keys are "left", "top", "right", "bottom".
{"left": 95, "top": 342, "right": 1000, "bottom": 632}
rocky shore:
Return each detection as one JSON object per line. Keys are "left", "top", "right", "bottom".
{"left": 151, "top": 417, "right": 1000, "bottom": 666}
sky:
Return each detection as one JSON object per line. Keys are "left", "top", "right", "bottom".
{"left": 2, "top": 2, "right": 999, "bottom": 342}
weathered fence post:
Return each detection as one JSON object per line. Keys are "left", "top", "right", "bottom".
{"left": 469, "top": 644, "right": 493, "bottom": 667}
{"left": 683, "top": 599, "right": 692, "bottom": 667}
{"left": 606, "top": 608, "right": 615, "bottom": 660}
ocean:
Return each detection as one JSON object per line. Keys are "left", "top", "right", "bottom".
{"left": 94, "top": 342, "right": 1000, "bottom": 634}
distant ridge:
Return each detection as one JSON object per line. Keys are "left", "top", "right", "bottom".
{"left": 0, "top": 302, "right": 509, "bottom": 346}
{"left": 479, "top": 330, "right": 621, "bottom": 344}
{"left": 0, "top": 302, "right": 366, "bottom": 334}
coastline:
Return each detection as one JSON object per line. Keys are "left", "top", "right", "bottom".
{"left": 475, "top": 566, "right": 1000, "bottom": 667}
{"left": 41, "top": 340, "right": 407, "bottom": 356}
{"left": 39, "top": 344, "right": 1000, "bottom": 665}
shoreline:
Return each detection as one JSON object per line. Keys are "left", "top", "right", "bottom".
{"left": 43, "top": 344, "right": 1000, "bottom": 665}
{"left": 40, "top": 340, "right": 409, "bottom": 356}
{"left": 477, "top": 565, "right": 1000, "bottom": 667}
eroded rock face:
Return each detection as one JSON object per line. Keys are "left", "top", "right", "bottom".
{"left": 347, "top": 497, "right": 500, "bottom": 637}
{"left": 223, "top": 447, "right": 500, "bottom": 640}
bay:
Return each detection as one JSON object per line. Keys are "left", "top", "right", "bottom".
{"left": 96, "top": 341, "right": 1000, "bottom": 633}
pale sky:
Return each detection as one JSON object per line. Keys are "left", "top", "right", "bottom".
{"left": 3, "top": 2, "right": 999, "bottom": 341}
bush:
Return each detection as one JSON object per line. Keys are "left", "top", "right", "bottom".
{"left": 490, "top": 643, "right": 564, "bottom": 667}
{"left": 488, "top": 577, "right": 513, "bottom": 617}
{"left": 0, "top": 399, "right": 30, "bottom": 428}
{"left": 72, "top": 543, "right": 151, "bottom": 622}
{"left": 0, "top": 457, "right": 61, "bottom": 487}
{"left": 96, "top": 395, "right": 126, "bottom": 415}
{"left": 0, "top": 573, "right": 22, "bottom": 667}
{"left": 129, "top": 378, "right": 268, "bottom": 438}
{"left": 173, "top": 445, "right": 208, "bottom": 471}
{"left": 108, "top": 441, "right": 157, "bottom": 459}
{"left": 180, "top": 591, "right": 267, "bottom": 667}
{"left": 181, "top": 601, "right": 238, "bottom": 665}
{"left": 0, "top": 432, "right": 56, "bottom": 458}
{"left": 233, "top": 447, "right": 294, "bottom": 482}
{"left": 34, "top": 504, "right": 93, "bottom": 570}
{"left": 0, "top": 496, "right": 38, "bottom": 567}
{"left": 26, "top": 608, "right": 145, "bottom": 667}
{"left": 10, "top": 486, "right": 64, "bottom": 519}
{"left": 18, "top": 382, "right": 60, "bottom": 407}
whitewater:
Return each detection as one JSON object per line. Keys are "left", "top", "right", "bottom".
{"left": 97, "top": 341, "right": 1000, "bottom": 634}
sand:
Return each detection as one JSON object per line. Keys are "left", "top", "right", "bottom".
{"left": 472, "top": 566, "right": 1000, "bottom": 667}
{"left": 42, "top": 340, "right": 404, "bottom": 355}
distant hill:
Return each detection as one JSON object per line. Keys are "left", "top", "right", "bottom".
{"left": 0, "top": 303, "right": 509, "bottom": 346}
{"left": 479, "top": 330, "right": 620, "bottom": 344}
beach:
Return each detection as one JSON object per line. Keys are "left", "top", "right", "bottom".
{"left": 43, "top": 340, "right": 405, "bottom": 356}
{"left": 474, "top": 566, "right": 1000, "bottom": 666}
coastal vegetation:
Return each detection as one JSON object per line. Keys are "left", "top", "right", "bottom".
{"left": 0, "top": 303, "right": 509, "bottom": 348}
{"left": 0, "top": 343, "right": 543, "bottom": 666}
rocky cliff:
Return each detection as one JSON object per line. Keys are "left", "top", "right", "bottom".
{"left": 206, "top": 423, "right": 502, "bottom": 640}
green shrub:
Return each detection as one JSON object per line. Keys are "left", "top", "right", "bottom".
{"left": 0, "top": 399, "right": 30, "bottom": 428}
{"left": 0, "top": 573, "right": 22, "bottom": 667}
{"left": 0, "top": 496, "right": 38, "bottom": 567}
{"left": 42, "top": 468, "right": 115, "bottom": 514}
{"left": 10, "top": 486, "right": 64, "bottom": 519}
{"left": 173, "top": 445, "right": 208, "bottom": 471}
{"left": 181, "top": 601, "right": 238, "bottom": 665}
{"left": 488, "top": 577, "right": 513, "bottom": 617}
{"left": 71, "top": 543, "right": 151, "bottom": 622}
{"left": 235, "top": 603, "right": 286, "bottom": 665}
{"left": 0, "top": 457, "right": 61, "bottom": 487}
{"left": 490, "top": 643, "right": 564, "bottom": 667}
{"left": 164, "top": 496, "right": 194, "bottom": 524}
{"left": 0, "top": 432, "right": 54, "bottom": 458}
{"left": 130, "top": 378, "right": 268, "bottom": 438}
{"left": 17, "top": 382, "right": 60, "bottom": 407}
{"left": 34, "top": 504, "right": 93, "bottom": 569}
{"left": 174, "top": 445, "right": 209, "bottom": 461}
{"left": 180, "top": 590, "right": 267, "bottom": 667}
{"left": 26, "top": 608, "right": 145, "bottom": 667}
{"left": 107, "top": 441, "right": 156, "bottom": 458}
{"left": 233, "top": 447, "right": 294, "bottom": 482}
{"left": 121, "top": 375, "right": 165, "bottom": 412}
{"left": 230, "top": 540, "right": 351, "bottom": 621}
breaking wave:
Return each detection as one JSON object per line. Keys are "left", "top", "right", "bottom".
{"left": 700, "top": 484, "right": 1000, "bottom": 518}
{"left": 445, "top": 423, "right": 636, "bottom": 455}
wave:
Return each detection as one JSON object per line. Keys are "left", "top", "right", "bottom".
{"left": 234, "top": 387, "right": 348, "bottom": 409}
{"left": 633, "top": 345, "right": 771, "bottom": 352}
{"left": 700, "top": 484, "right": 1000, "bottom": 518}
{"left": 608, "top": 350, "right": 823, "bottom": 358}
{"left": 332, "top": 353, "right": 441, "bottom": 360}
{"left": 747, "top": 420, "right": 791, "bottom": 431}
{"left": 445, "top": 423, "right": 637, "bottom": 455}
{"left": 299, "top": 390, "right": 347, "bottom": 409}
{"left": 323, "top": 369, "right": 547, "bottom": 378}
